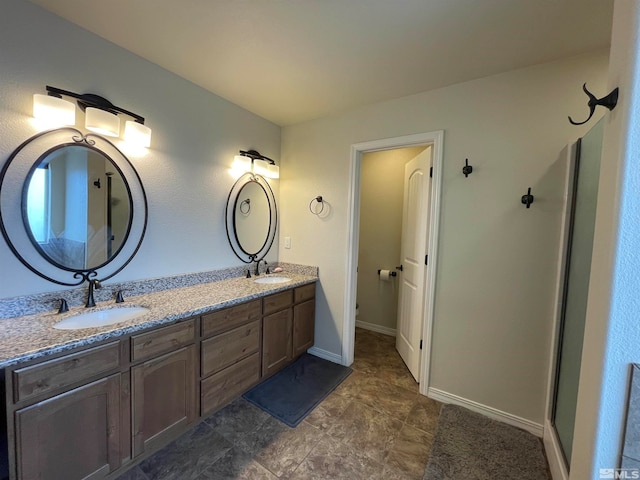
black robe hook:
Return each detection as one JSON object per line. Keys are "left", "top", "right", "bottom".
{"left": 462, "top": 158, "right": 473, "bottom": 178}
{"left": 568, "top": 83, "right": 619, "bottom": 126}
{"left": 521, "top": 187, "right": 534, "bottom": 209}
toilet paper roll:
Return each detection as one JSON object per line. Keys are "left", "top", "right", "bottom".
{"left": 379, "top": 269, "right": 391, "bottom": 281}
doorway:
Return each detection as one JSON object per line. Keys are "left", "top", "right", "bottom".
{"left": 343, "top": 131, "right": 444, "bottom": 396}
{"left": 355, "top": 146, "right": 429, "bottom": 379}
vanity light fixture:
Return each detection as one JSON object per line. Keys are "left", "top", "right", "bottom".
{"left": 32, "top": 94, "right": 76, "bottom": 127}
{"left": 85, "top": 107, "right": 120, "bottom": 137}
{"left": 234, "top": 149, "right": 279, "bottom": 179}
{"left": 33, "top": 85, "right": 152, "bottom": 147}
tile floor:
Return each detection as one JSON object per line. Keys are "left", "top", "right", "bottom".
{"left": 117, "top": 328, "right": 442, "bottom": 480}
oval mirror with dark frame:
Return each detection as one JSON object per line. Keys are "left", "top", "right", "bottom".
{"left": 225, "top": 172, "right": 277, "bottom": 264}
{"left": 0, "top": 127, "right": 148, "bottom": 286}
{"left": 23, "top": 144, "right": 132, "bottom": 272}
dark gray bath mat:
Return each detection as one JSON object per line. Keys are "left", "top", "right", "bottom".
{"left": 424, "top": 404, "right": 550, "bottom": 480}
{"left": 243, "top": 353, "right": 352, "bottom": 427}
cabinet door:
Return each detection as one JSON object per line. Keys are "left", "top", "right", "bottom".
{"left": 132, "top": 345, "right": 196, "bottom": 458}
{"left": 15, "top": 374, "right": 121, "bottom": 480}
{"left": 293, "top": 299, "right": 315, "bottom": 358}
{"left": 262, "top": 309, "right": 293, "bottom": 377}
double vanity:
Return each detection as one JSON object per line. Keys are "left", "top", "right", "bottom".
{"left": 0, "top": 271, "right": 317, "bottom": 480}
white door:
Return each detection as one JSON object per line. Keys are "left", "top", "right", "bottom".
{"left": 396, "top": 146, "right": 432, "bottom": 381}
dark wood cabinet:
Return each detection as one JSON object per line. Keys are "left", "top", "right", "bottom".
{"left": 12, "top": 342, "right": 120, "bottom": 404}
{"left": 131, "top": 345, "right": 197, "bottom": 458}
{"left": 14, "top": 374, "right": 121, "bottom": 480}
{"left": 4, "top": 281, "right": 316, "bottom": 480}
{"left": 199, "top": 301, "right": 263, "bottom": 417}
{"left": 201, "top": 300, "right": 261, "bottom": 337}
{"left": 293, "top": 299, "right": 315, "bottom": 357}
{"left": 201, "top": 353, "right": 260, "bottom": 415}
{"left": 262, "top": 309, "right": 293, "bottom": 377}
{"left": 262, "top": 283, "right": 316, "bottom": 377}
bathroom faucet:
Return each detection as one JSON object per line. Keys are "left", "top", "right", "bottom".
{"left": 254, "top": 259, "right": 267, "bottom": 276}
{"left": 85, "top": 279, "right": 102, "bottom": 308}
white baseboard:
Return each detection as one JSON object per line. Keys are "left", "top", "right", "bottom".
{"left": 307, "top": 346, "right": 343, "bottom": 365}
{"left": 543, "top": 419, "right": 569, "bottom": 480}
{"left": 427, "top": 387, "right": 544, "bottom": 437}
{"left": 355, "top": 320, "right": 396, "bottom": 337}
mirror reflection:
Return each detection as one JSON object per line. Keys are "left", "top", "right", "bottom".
{"left": 23, "top": 145, "right": 131, "bottom": 270}
{"left": 234, "top": 180, "right": 271, "bottom": 255}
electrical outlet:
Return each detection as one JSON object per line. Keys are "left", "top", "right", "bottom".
{"left": 284, "top": 236, "right": 291, "bottom": 249}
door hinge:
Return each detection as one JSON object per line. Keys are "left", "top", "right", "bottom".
{"left": 430, "top": 166, "right": 433, "bottom": 178}
{"left": 425, "top": 255, "right": 428, "bottom": 265}
{"left": 420, "top": 340, "right": 423, "bottom": 350}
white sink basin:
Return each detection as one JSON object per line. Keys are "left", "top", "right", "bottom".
{"left": 54, "top": 306, "right": 150, "bottom": 330}
{"left": 253, "top": 276, "right": 291, "bottom": 284}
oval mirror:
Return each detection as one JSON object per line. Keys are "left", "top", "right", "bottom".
{"left": 22, "top": 144, "right": 132, "bottom": 271}
{"left": 234, "top": 180, "right": 270, "bottom": 255}
{"left": 0, "top": 128, "right": 147, "bottom": 286}
{"left": 226, "top": 173, "right": 277, "bottom": 263}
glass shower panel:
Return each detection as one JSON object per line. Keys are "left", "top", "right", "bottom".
{"left": 552, "top": 118, "right": 604, "bottom": 466}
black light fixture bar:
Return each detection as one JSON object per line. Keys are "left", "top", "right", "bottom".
{"left": 239, "top": 149, "right": 276, "bottom": 165}
{"left": 45, "top": 85, "right": 146, "bottom": 125}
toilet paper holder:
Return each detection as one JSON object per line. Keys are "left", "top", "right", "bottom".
{"left": 377, "top": 269, "right": 397, "bottom": 277}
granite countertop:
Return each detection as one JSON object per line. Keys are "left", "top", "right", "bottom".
{"left": 0, "top": 273, "right": 317, "bottom": 369}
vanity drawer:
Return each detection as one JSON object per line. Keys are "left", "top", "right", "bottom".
{"left": 131, "top": 319, "right": 195, "bottom": 363}
{"left": 263, "top": 290, "right": 293, "bottom": 315}
{"left": 201, "top": 352, "right": 260, "bottom": 416}
{"left": 12, "top": 342, "right": 120, "bottom": 403}
{"left": 201, "top": 320, "right": 260, "bottom": 377}
{"left": 201, "top": 300, "right": 261, "bottom": 338}
{"left": 294, "top": 283, "right": 316, "bottom": 304}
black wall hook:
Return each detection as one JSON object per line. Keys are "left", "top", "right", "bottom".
{"left": 521, "top": 187, "right": 534, "bottom": 209}
{"left": 569, "top": 83, "right": 619, "bottom": 126}
{"left": 462, "top": 158, "right": 473, "bottom": 178}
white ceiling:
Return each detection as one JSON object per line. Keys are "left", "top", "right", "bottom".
{"left": 29, "top": 0, "right": 613, "bottom": 126}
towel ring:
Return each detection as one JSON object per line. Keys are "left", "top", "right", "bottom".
{"left": 239, "top": 198, "right": 250, "bottom": 215}
{"left": 309, "top": 196, "right": 325, "bottom": 215}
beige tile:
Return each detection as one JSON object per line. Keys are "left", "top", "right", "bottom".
{"left": 406, "top": 395, "right": 442, "bottom": 435}
{"left": 236, "top": 416, "right": 289, "bottom": 457}
{"left": 378, "top": 363, "right": 419, "bottom": 392}
{"left": 197, "top": 447, "right": 278, "bottom": 480}
{"left": 139, "top": 423, "right": 232, "bottom": 480}
{"left": 304, "top": 392, "right": 352, "bottom": 432}
{"left": 385, "top": 424, "right": 434, "bottom": 479}
{"left": 382, "top": 464, "right": 425, "bottom": 480}
{"left": 327, "top": 401, "right": 403, "bottom": 464}
{"left": 354, "top": 375, "right": 418, "bottom": 421}
{"left": 351, "top": 356, "right": 381, "bottom": 375}
{"left": 332, "top": 370, "right": 371, "bottom": 400}
{"left": 206, "top": 398, "right": 271, "bottom": 446}
{"left": 288, "top": 435, "right": 384, "bottom": 480}
{"left": 244, "top": 419, "right": 324, "bottom": 477}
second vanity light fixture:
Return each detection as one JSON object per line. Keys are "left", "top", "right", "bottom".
{"left": 33, "top": 85, "right": 152, "bottom": 148}
{"left": 233, "top": 150, "right": 279, "bottom": 179}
